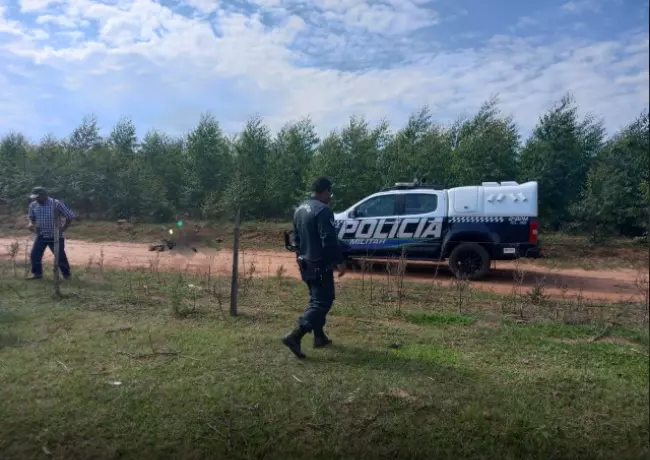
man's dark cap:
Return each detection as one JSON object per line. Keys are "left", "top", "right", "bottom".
{"left": 311, "top": 177, "right": 332, "bottom": 193}
{"left": 29, "top": 187, "right": 47, "bottom": 200}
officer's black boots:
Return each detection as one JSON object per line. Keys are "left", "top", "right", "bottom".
{"left": 283, "top": 325, "right": 334, "bottom": 357}
{"left": 313, "top": 328, "right": 332, "bottom": 348}
{"left": 282, "top": 326, "right": 307, "bottom": 359}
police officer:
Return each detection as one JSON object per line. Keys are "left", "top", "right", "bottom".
{"left": 282, "top": 177, "right": 346, "bottom": 359}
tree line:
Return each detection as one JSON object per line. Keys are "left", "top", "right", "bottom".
{"left": 0, "top": 94, "right": 647, "bottom": 236}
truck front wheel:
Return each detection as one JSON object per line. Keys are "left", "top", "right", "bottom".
{"left": 448, "top": 243, "right": 491, "bottom": 281}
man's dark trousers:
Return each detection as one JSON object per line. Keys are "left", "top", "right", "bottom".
{"left": 298, "top": 264, "right": 335, "bottom": 336}
{"left": 31, "top": 235, "right": 71, "bottom": 278}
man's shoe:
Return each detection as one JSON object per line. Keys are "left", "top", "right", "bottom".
{"left": 27, "top": 275, "right": 42, "bottom": 281}
{"left": 282, "top": 327, "right": 307, "bottom": 359}
{"left": 62, "top": 274, "right": 71, "bottom": 280}
{"left": 313, "top": 335, "right": 332, "bottom": 348}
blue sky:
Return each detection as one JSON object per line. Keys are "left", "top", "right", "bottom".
{"left": 0, "top": 0, "right": 648, "bottom": 140}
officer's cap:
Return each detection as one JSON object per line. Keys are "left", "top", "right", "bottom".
{"left": 311, "top": 177, "right": 332, "bottom": 193}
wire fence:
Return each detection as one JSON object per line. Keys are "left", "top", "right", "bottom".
{"left": 1, "top": 231, "right": 647, "bottom": 328}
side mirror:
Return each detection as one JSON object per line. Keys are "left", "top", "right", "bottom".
{"left": 349, "top": 208, "right": 358, "bottom": 218}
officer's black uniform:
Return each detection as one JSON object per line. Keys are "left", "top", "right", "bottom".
{"left": 282, "top": 186, "right": 344, "bottom": 359}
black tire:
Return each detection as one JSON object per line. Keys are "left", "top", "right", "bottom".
{"left": 448, "top": 243, "right": 491, "bottom": 281}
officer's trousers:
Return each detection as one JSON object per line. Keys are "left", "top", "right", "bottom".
{"left": 297, "top": 265, "right": 335, "bottom": 334}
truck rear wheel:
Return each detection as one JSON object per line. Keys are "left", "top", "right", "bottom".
{"left": 448, "top": 243, "right": 491, "bottom": 280}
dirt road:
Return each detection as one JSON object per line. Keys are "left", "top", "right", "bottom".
{"left": 1, "top": 237, "right": 647, "bottom": 303}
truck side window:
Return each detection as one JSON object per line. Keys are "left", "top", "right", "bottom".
{"left": 354, "top": 195, "right": 396, "bottom": 218}
{"left": 402, "top": 193, "right": 438, "bottom": 215}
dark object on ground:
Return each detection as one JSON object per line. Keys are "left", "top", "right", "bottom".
{"left": 148, "top": 239, "right": 176, "bottom": 252}
{"left": 148, "top": 239, "right": 198, "bottom": 253}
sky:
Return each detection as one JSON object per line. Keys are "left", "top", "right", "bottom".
{"left": 0, "top": 0, "right": 648, "bottom": 141}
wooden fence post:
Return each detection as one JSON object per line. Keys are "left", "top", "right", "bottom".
{"left": 52, "top": 203, "right": 61, "bottom": 296}
{"left": 229, "top": 207, "right": 241, "bottom": 316}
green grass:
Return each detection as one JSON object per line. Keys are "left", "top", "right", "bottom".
{"left": 406, "top": 312, "right": 476, "bottom": 326}
{"left": 0, "top": 263, "right": 648, "bottom": 459}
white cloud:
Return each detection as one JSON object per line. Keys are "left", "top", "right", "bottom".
{"left": 511, "top": 16, "right": 538, "bottom": 31}
{"left": 19, "top": 0, "right": 63, "bottom": 13}
{"left": 561, "top": 0, "right": 603, "bottom": 13}
{"left": 0, "top": 0, "right": 647, "bottom": 139}
{"left": 0, "top": 5, "right": 50, "bottom": 40}
{"left": 184, "top": 0, "right": 220, "bottom": 15}
{"left": 310, "top": 0, "right": 437, "bottom": 35}
{"left": 250, "top": 0, "right": 281, "bottom": 6}
{"left": 615, "top": 70, "right": 649, "bottom": 85}
{"left": 36, "top": 14, "right": 85, "bottom": 28}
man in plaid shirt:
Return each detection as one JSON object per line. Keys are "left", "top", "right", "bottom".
{"left": 27, "top": 187, "right": 76, "bottom": 280}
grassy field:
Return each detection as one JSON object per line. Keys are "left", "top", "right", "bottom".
{"left": 0, "top": 261, "right": 648, "bottom": 459}
{"left": 537, "top": 232, "right": 649, "bottom": 270}
{"left": 1, "top": 213, "right": 648, "bottom": 270}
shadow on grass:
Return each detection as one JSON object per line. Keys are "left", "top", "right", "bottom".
{"left": 0, "top": 311, "right": 23, "bottom": 325}
{"left": 301, "top": 342, "right": 467, "bottom": 382}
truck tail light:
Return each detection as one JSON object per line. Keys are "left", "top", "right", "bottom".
{"left": 529, "top": 220, "right": 539, "bottom": 244}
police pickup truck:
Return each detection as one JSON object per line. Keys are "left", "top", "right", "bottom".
{"left": 284, "top": 180, "right": 541, "bottom": 280}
